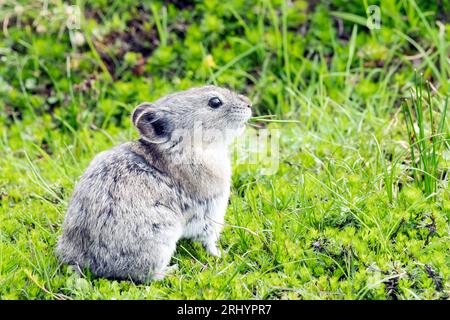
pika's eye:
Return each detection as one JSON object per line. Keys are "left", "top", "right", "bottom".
{"left": 208, "top": 97, "right": 223, "bottom": 109}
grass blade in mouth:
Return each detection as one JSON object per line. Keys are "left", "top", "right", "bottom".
{"left": 250, "top": 116, "right": 300, "bottom": 124}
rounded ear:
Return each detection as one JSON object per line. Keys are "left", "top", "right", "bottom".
{"left": 132, "top": 103, "right": 173, "bottom": 144}
{"left": 132, "top": 102, "right": 153, "bottom": 127}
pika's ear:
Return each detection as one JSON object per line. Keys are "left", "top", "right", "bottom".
{"left": 132, "top": 103, "right": 153, "bottom": 126}
{"left": 132, "top": 103, "right": 173, "bottom": 143}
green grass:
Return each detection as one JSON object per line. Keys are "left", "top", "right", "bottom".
{"left": 402, "top": 74, "right": 448, "bottom": 200}
{"left": 1, "top": 0, "right": 449, "bottom": 300}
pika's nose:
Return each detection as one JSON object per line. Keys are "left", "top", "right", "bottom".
{"left": 238, "top": 94, "right": 252, "bottom": 108}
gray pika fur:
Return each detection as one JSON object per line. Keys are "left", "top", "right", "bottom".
{"left": 56, "top": 85, "right": 252, "bottom": 283}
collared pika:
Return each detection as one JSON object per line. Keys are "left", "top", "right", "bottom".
{"left": 56, "top": 85, "right": 252, "bottom": 283}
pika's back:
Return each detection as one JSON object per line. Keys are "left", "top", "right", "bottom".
{"left": 69, "top": 142, "right": 176, "bottom": 212}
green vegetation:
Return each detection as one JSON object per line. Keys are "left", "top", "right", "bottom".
{"left": 402, "top": 75, "right": 448, "bottom": 200}
{"left": 0, "top": 0, "right": 449, "bottom": 299}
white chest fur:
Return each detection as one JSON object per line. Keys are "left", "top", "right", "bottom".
{"left": 180, "top": 144, "right": 231, "bottom": 242}
{"left": 181, "top": 190, "right": 229, "bottom": 240}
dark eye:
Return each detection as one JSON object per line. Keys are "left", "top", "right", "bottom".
{"left": 208, "top": 97, "right": 223, "bottom": 108}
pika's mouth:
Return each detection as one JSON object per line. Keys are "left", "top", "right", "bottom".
{"left": 228, "top": 109, "right": 252, "bottom": 127}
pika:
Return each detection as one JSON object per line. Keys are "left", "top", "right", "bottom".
{"left": 56, "top": 85, "right": 252, "bottom": 283}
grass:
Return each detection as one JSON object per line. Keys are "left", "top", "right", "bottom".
{"left": 402, "top": 74, "right": 448, "bottom": 200}
{"left": 0, "top": 0, "right": 449, "bottom": 300}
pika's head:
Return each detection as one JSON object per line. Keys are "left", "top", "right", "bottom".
{"left": 132, "top": 85, "right": 252, "bottom": 146}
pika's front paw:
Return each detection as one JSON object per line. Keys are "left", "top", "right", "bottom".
{"left": 205, "top": 243, "right": 222, "bottom": 258}
{"left": 152, "top": 264, "right": 179, "bottom": 281}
